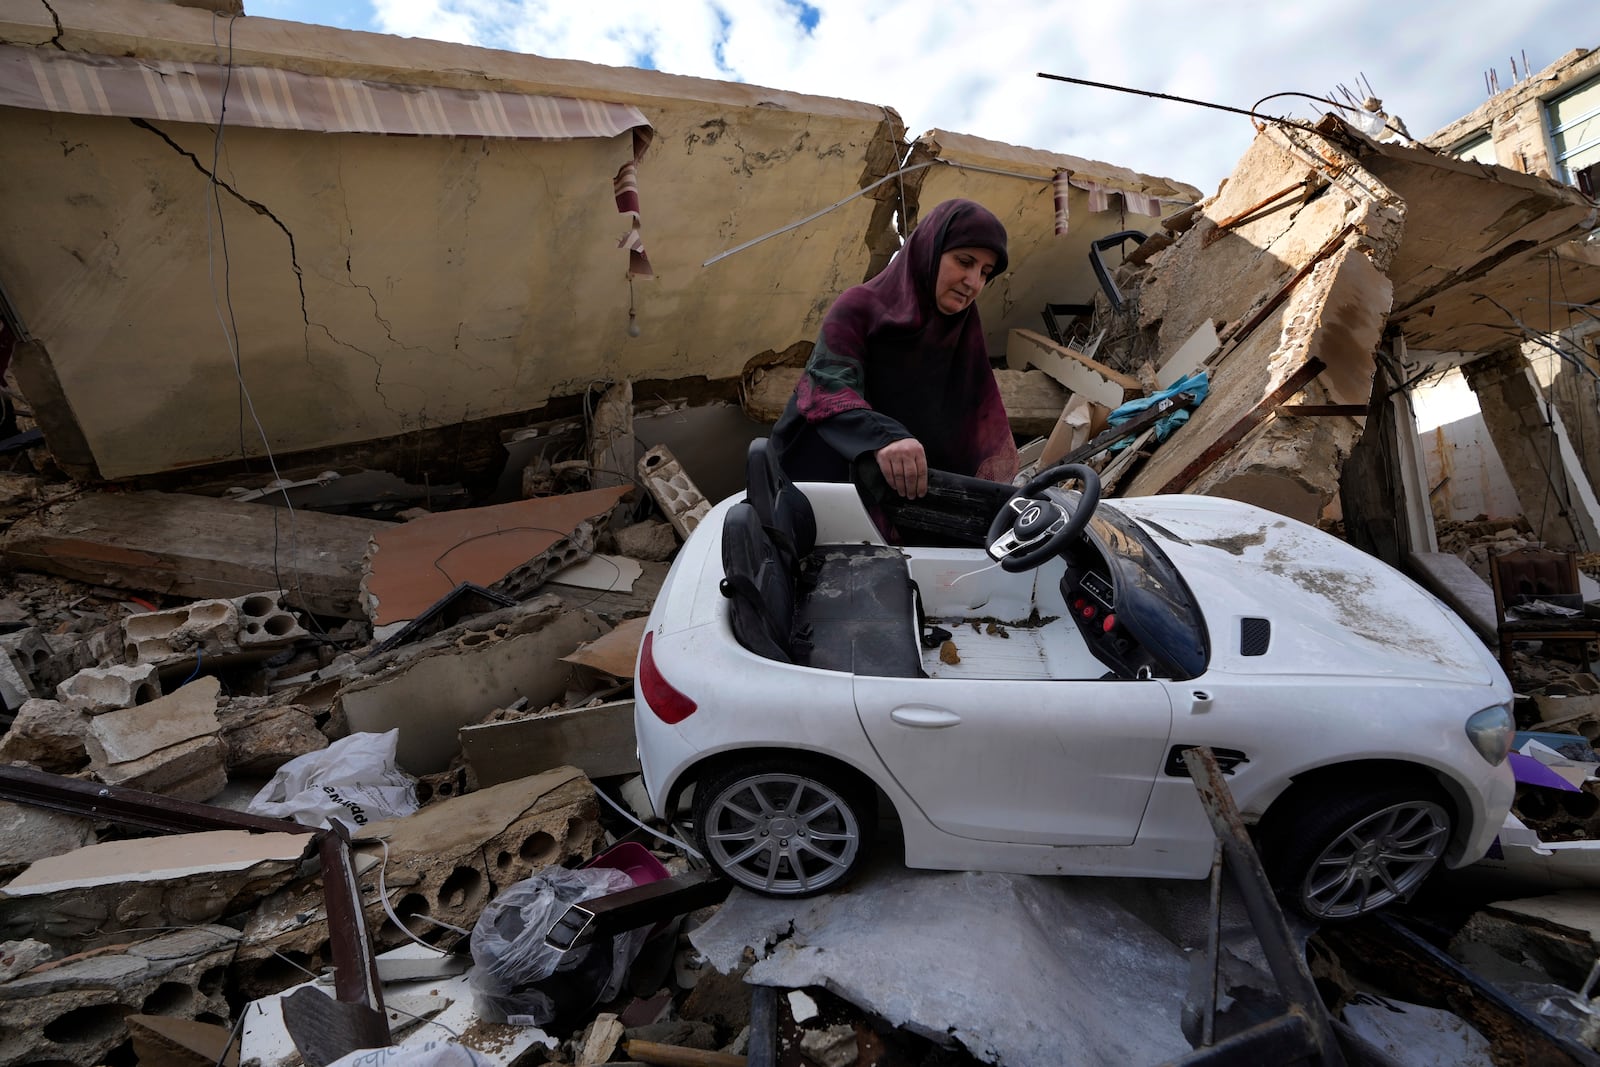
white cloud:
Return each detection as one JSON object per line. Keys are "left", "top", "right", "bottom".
{"left": 363, "top": 0, "right": 1598, "bottom": 192}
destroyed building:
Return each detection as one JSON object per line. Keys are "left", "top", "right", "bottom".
{"left": 3, "top": 0, "right": 1600, "bottom": 1063}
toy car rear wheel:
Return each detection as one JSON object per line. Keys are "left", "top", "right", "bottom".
{"left": 1269, "top": 785, "right": 1451, "bottom": 921}
{"left": 693, "top": 760, "right": 874, "bottom": 896}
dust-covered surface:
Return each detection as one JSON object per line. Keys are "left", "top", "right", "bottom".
{"left": 691, "top": 860, "right": 1193, "bottom": 1065}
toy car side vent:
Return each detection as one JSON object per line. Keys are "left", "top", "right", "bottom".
{"left": 1164, "top": 745, "right": 1249, "bottom": 777}
{"left": 1240, "top": 617, "right": 1271, "bottom": 656}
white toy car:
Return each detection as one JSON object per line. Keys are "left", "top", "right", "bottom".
{"left": 634, "top": 441, "right": 1515, "bottom": 920}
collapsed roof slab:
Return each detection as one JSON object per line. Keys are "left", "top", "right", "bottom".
{"left": 902, "top": 130, "right": 1200, "bottom": 361}
{"left": 0, "top": 0, "right": 905, "bottom": 479}
{"left": 1117, "top": 122, "right": 1402, "bottom": 513}
{"left": 1314, "top": 119, "right": 1600, "bottom": 354}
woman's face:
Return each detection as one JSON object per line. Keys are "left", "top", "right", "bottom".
{"left": 933, "top": 246, "right": 999, "bottom": 315}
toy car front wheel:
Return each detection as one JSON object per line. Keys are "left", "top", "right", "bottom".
{"left": 693, "top": 760, "right": 874, "bottom": 896}
{"left": 1271, "top": 786, "right": 1452, "bottom": 921}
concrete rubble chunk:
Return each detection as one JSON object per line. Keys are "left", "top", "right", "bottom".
{"left": 234, "top": 591, "right": 309, "bottom": 648}
{"left": 0, "top": 800, "right": 96, "bottom": 880}
{"left": 123, "top": 597, "right": 240, "bottom": 665}
{"left": 97, "top": 733, "right": 229, "bottom": 801}
{"left": 218, "top": 698, "right": 329, "bottom": 773}
{"left": 233, "top": 766, "right": 605, "bottom": 998}
{"left": 86, "top": 675, "right": 221, "bottom": 766}
{"left": 0, "top": 697, "right": 91, "bottom": 773}
{"left": 614, "top": 519, "right": 680, "bottom": 562}
{"left": 79, "top": 676, "right": 228, "bottom": 801}
{"left": 56, "top": 661, "right": 161, "bottom": 713}
{"left": 0, "top": 923, "right": 237, "bottom": 1066}
{"left": 0, "top": 938, "right": 52, "bottom": 982}
{"left": 0, "top": 829, "right": 310, "bottom": 952}
{"left": 0, "top": 625, "right": 61, "bottom": 707}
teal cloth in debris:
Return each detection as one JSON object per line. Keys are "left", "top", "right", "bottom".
{"left": 1107, "top": 371, "right": 1209, "bottom": 451}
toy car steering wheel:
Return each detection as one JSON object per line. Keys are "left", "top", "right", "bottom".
{"left": 985, "top": 463, "right": 1101, "bottom": 572}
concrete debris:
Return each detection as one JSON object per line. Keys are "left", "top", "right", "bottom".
{"left": 0, "top": 924, "right": 238, "bottom": 1066}
{"left": 123, "top": 590, "right": 306, "bottom": 667}
{"left": 233, "top": 768, "right": 604, "bottom": 998}
{"left": 217, "top": 697, "right": 330, "bottom": 773}
{"left": 614, "top": 519, "right": 681, "bottom": 562}
{"left": 56, "top": 661, "right": 160, "bottom": 712}
{"left": 0, "top": 697, "right": 91, "bottom": 772}
{"left": 83, "top": 676, "right": 229, "bottom": 801}
{"left": 638, "top": 444, "right": 711, "bottom": 541}
{"left": 0, "top": 937, "right": 51, "bottom": 982}
{"left": 0, "top": 801, "right": 95, "bottom": 880}
{"left": 0, "top": 827, "right": 309, "bottom": 952}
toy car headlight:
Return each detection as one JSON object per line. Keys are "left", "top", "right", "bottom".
{"left": 1464, "top": 705, "right": 1514, "bottom": 767}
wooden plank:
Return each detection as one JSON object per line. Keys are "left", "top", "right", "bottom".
{"left": 1157, "top": 359, "right": 1326, "bottom": 495}
{"left": 461, "top": 699, "right": 639, "bottom": 785}
{"left": 1005, "top": 329, "right": 1141, "bottom": 410}
{"left": 1275, "top": 404, "right": 1368, "bottom": 416}
{"left": 0, "top": 491, "right": 386, "bottom": 618}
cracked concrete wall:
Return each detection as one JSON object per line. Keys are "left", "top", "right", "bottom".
{"left": 1429, "top": 47, "right": 1600, "bottom": 180}
{"left": 0, "top": 0, "right": 1201, "bottom": 481}
{"left": 0, "top": 0, "right": 905, "bottom": 478}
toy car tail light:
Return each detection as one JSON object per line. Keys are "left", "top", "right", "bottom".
{"left": 639, "top": 631, "right": 697, "bottom": 724}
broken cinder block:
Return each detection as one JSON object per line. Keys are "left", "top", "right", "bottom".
{"left": 0, "top": 626, "right": 61, "bottom": 710}
{"left": 56, "top": 662, "right": 160, "bottom": 713}
{"left": 123, "top": 591, "right": 307, "bottom": 666}
{"left": 638, "top": 444, "right": 710, "bottom": 541}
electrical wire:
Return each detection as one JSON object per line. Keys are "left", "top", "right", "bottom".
{"left": 593, "top": 784, "right": 703, "bottom": 859}
{"left": 204, "top": 12, "right": 326, "bottom": 643}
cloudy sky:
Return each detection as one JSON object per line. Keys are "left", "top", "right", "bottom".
{"left": 247, "top": 0, "right": 1595, "bottom": 192}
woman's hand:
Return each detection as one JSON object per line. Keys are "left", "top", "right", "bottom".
{"left": 876, "top": 438, "right": 928, "bottom": 499}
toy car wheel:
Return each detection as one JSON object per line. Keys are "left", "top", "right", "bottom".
{"left": 693, "top": 760, "right": 874, "bottom": 896}
{"left": 1270, "top": 785, "right": 1452, "bottom": 921}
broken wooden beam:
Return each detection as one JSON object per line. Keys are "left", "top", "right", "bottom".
{"left": 0, "top": 491, "right": 387, "bottom": 618}
{"left": 1157, "top": 359, "right": 1327, "bottom": 495}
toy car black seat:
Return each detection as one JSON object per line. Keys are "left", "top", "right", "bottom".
{"left": 745, "top": 438, "right": 816, "bottom": 568}
{"left": 719, "top": 501, "right": 796, "bottom": 663}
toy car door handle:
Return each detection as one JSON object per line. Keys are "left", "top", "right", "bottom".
{"left": 890, "top": 707, "right": 963, "bottom": 728}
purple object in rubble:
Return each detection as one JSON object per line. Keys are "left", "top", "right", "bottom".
{"left": 1509, "top": 751, "right": 1582, "bottom": 792}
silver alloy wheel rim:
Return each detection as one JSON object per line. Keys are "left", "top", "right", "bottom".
{"left": 704, "top": 772, "right": 861, "bottom": 894}
{"left": 1300, "top": 800, "right": 1449, "bottom": 919}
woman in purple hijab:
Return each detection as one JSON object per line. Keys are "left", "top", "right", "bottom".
{"left": 770, "top": 198, "right": 1019, "bottom": 500}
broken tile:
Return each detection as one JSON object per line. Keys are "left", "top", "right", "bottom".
{"left": 552, "top": 553, "right": 642, "bottom": 593}
{"left": 562, "top": 617, "right": 647, "bottom": 679}
{"left": 359, "top": 487, "right": 631, "bottom": 626}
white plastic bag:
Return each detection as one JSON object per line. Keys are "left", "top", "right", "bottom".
{"left": 468, "top": 866, "right": 647, "bottom": 1026}
{"left": 326, "top": 1041, "right": 494, "bottom": 1067}
{"left": 247, "top": 729, "right": 419, "bottom": 830}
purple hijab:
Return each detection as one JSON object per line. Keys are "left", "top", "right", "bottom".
{"left": 785, "top": 198, "right": 1018, "bottom": 483}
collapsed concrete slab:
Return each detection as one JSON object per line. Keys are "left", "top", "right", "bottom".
{"left": 0, "top": 924, "right": 237, "bottom": 1066}
{"left": 1, "top": 491, "right": 387, "bottom": 618}
{"left": 0, "top": 697, "right": 91, "bottom": 773}
{"left": 0, "top": 828, "right": 309, "bottom": 952}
